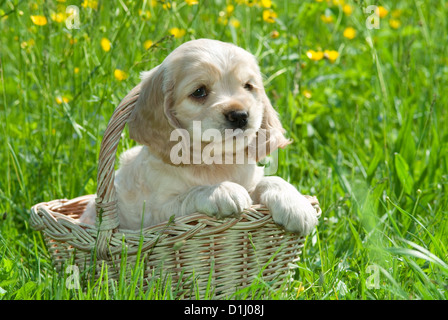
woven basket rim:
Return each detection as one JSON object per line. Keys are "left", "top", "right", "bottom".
{"left": 30, "top": 194, "right": 315, "bottom": 237}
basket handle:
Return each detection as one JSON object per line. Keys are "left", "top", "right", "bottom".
{"left": 94, "top": 83, "right": 141, "bottom": 259}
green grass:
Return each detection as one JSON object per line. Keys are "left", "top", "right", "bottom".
{"left": 1, "top": 0, "right": 447, "bottom": 300}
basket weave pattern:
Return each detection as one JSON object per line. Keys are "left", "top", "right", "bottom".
{"left": 30, "top": 85, "right": 321, "bottom": 299}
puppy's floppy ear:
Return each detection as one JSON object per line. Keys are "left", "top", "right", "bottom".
{"left": 255, "top": 89, "right": 292, "bottom": 161}
{"left": 127, "top": 65, "right": 178, "bottom": 163}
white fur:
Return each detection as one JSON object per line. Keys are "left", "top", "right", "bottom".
{"left": 80, "top": 39, "right": 318, "bottom": 235}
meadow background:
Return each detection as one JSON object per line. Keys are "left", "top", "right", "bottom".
{"left": 1, "top": 0, "right": 447, "bottom": 300}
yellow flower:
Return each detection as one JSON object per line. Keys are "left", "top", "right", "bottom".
{"left": 306, "top": 50, "right": 324, "bottom": 61}
{"left": 230, "top": 18, "right": 241, "bottom": 28}
{"left": 185, "top": 0, "right": 199, "bottom": 5}
{"left": 226, "top": 5, "right": 235, "bottom": 15}
{"left": 302, "top": 90, "right": 312, "bottom": 99}
{"left": 270, "top": 30, "right": 280, "bottom": 39}
{"left": 320, "top": 14, "right": 334, "bottom": 23}
{"left": 342, "top": 4, "right": 353, "bottom": 16}
{"left": 377, "top": 6, "right": 388, "bottom": 18}
{"left": 143, "top": 40, "right": 153, "bottom": 50}
{"left": 30, "top": 15, "right": 48, "bottom": 26}
{"left": 81, "top": 0, "right": 98, "bottom": 10}
{"left": 343, "top": 27, "right": 356, "bottom": 39}
{"left": 263, "top": 9, "right": 277, "bottom": 23}
{"left": 169, "top": 27, "right": 186, "bottom": 38}
{"left": 162, "top": 1, "right": 172, "bottom": 9}
{"left": 324, "top": 50, "right": 339, "bottom": 63}
{"left": 74, "top": 67, "right": 80, "bottom": 74}
{"left": 261, "top": 0, "right": 272, "bottom": 8}
{"left": 138, "top": 9, "right": 151, "bottom": 20}
{"left": 101, "top": 38, "right": 111, "bottom": 52}
{"left": 50, "top": 12, "right": 66, "bottom": 23}
{"left": 114, "top": 69, "right": 128, "bottom": 81}
{"left": 243, "top": 0, "right": 257, "bottom": 7}
{"left": 56, "top": 96, "right": 70, "bottom": 104}
{"left": 332, "top": 0, "right": 344, "bottom": 5}
{"left": 389, "top": 19, "right": 401, "bottom": 29}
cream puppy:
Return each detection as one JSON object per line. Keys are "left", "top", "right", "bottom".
{"left": 80, "top": 39, "right": 318, "bottom": 235}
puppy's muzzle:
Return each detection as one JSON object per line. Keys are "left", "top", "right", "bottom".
{"left": 225, "top": 110, "right": 249, "bottom": 129}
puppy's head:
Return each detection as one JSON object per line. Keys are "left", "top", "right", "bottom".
{"left": 128, "top": 39, "right": 290, "bottom": 164}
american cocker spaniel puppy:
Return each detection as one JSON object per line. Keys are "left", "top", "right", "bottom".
{"left": 80, "top": 39, "right": 318, "bottom": 235}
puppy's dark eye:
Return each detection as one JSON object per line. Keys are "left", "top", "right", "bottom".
{"left": 191, "top": 86, "right": 207, "bottom": 98}
{"left": 244, "top": 83, "right": 254, "bottom": 91}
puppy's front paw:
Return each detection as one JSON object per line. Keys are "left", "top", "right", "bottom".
{"left": 194, "top": 181, "right": 252, "bottom": 219}
{"left": 262, "top": 191, "right": 319, "bottom": 235}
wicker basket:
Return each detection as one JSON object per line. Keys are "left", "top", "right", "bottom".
{"left": 29, "top": 84, "right": 322, "bottom": 299}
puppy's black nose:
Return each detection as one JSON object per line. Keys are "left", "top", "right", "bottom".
{"left": 225, "top": 110, "right": 249, "bottom": 129}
